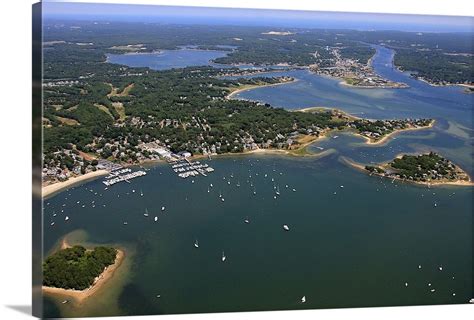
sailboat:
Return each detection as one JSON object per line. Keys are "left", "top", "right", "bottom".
{"left": 154, "top": 216, "right": 158, "bottom": 222}
{"left": 301, "top": 296, "right": 306, "bottom": 303}
{"left": 221, "top": 251, "right": 226, "bottom": 262}
{"left": 161, "top": 206, "right": 166, "bottom": 212}
{"left": 194, "top": 240, "right": 199, "bottom": 248}
{"left": 283, "top": 224, "right": 290, "bottom": 231}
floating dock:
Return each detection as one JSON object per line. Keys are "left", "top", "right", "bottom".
{"left": 171, "top": 160, "right": 214, "bottom": 179}
{"left": 103, "top": 169, "right": 147, "bottom": 186}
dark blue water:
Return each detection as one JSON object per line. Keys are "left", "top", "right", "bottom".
{"left": 44, "top": 44, "right": 473, "bottom": 317}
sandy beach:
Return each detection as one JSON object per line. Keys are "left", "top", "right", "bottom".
{"left": 43, "top": 170, "right": 109, "bottom": 198}
{"left": 340, "top": 156, "right": 474, "bottom": 187}
{"left": 42, "top": 247, "right": 125, "bottom": 304}
{"left": 357, "top": 120, "right": 436, "bottom": 146}
{"left": 226, "top": 78, "right": 297, "bottom": 99}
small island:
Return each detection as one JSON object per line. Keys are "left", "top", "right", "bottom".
{"left": 364, "top": 152, "right": 472, "bottom": 185}
{"left": 43, "top": 245, "right": 124, "bottom": 302}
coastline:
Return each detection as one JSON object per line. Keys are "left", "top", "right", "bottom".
{"left": 396, "top": 67, "right": 474, "bottom": 90}
{"left": 42, "top": 245, "right": 126, "bottom": 305}
{"left": 226, "top": 78, "right": 297, "bottom": 99}
{"left": 42, "top": 169, "right": 109, "bottom": 198}
{"left": 355, "top": 119, "right": 436, "bottom": 146}
{"left": 340, "top": 156, "right": 474, "bottom": 187}
{"left": 338, "top": 80, "right": 409, "bottom": 89}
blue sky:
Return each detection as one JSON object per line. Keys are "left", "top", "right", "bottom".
{"left": 42, "top": 2, "right": 473, "bottom": 32}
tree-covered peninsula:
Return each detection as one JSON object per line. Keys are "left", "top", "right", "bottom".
{"left": 364, "top": 152, "right": 472, "bottom": 185}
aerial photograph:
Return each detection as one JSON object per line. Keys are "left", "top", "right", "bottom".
{"left": 38, "top": 2, "right": 473, "bottom": 318}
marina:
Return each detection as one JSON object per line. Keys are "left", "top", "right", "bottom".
{"left": 171, "top": 160, "right": 215, "bottom": 179}
{"left": 102, "top": 169, "right": 147, "bottom": 186}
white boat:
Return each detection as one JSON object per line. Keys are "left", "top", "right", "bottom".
{"left": 50, "top": 222, "right": 55, "bottom": 226}
{"left": 292, "top": 188, "right": 296, "bottom": 192}
{"left": 244, "top": 218, "right": 250, "bottom": 224}
{"left": 154, "top": 216, "right": 158, "bottom": 222}
{"left": 221, "top": 198, "right": 225, "bottom": 202}
{"left": 301, "top": 296, "right": 306, "bottom": 303}
{"left": 61, "top": 300, "right": 69, "bottom": 304}
{"left": 210, "top": 183, "right": 213, "bottom": 188}
{"left": 194, "top": 240, "right": 199, "bottom": 248}
{"left": 161, "top": 206, "right": 166, "bottom": 211}
{"left": 207, "top": 188, "right": 210, "bottom": 193}
{"left": 144, "top": 208, "right": 149, "bottom": 217}
{"left": 283, "top": 224, "right": 290, "bottom": 231}
{"left": 221, "top": 251, "right": 226, "bottom": 262}
{"left": 123, "top": 222, "right": 128, "bottom": 225}
{"left": 65, "top": 216, "right": 69, "bottom": 221}
{"left": 132, "top": 189, "right": 136, "bottom": 193}
{"left": 219, "top": 192, "right": 222, "bottom": 198}
{"left": 140, "top": 190, "right": 143, "bottom": 196}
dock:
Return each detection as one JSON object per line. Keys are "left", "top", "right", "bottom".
{"left": 171, "top": 160, "right": 215, "bottom": 179}
{"left": 102, "top": 169, "right": 147, "bottom": 186}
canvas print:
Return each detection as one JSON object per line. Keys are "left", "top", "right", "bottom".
{"left": 33, "top": 1, "right": 474, "bottom": 318}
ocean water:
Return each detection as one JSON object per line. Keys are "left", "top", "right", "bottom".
{"left": 43, "top": 45, "right": 473, "bottom": 317}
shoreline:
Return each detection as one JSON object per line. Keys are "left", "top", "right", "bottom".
{"left": 340, "top": 156, "right": 474, "bottom": 187}
{"left": 355, "top": 119, "right": 436, "bottom": 146}
{"left": 338, "top": 80, "right": 409, "bottom": 89}
{"left": 226, "top": 78, "right": 297, "bottom": 99}
{"left": 42, "top": 169, "right": 109, "bottom": 198}
{"left": 42, "top": 245, "right": 126, "bottom": 305}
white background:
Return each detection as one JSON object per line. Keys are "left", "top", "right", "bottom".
{"left": 0, "top": 1, "right": 472, "bottom": 319}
